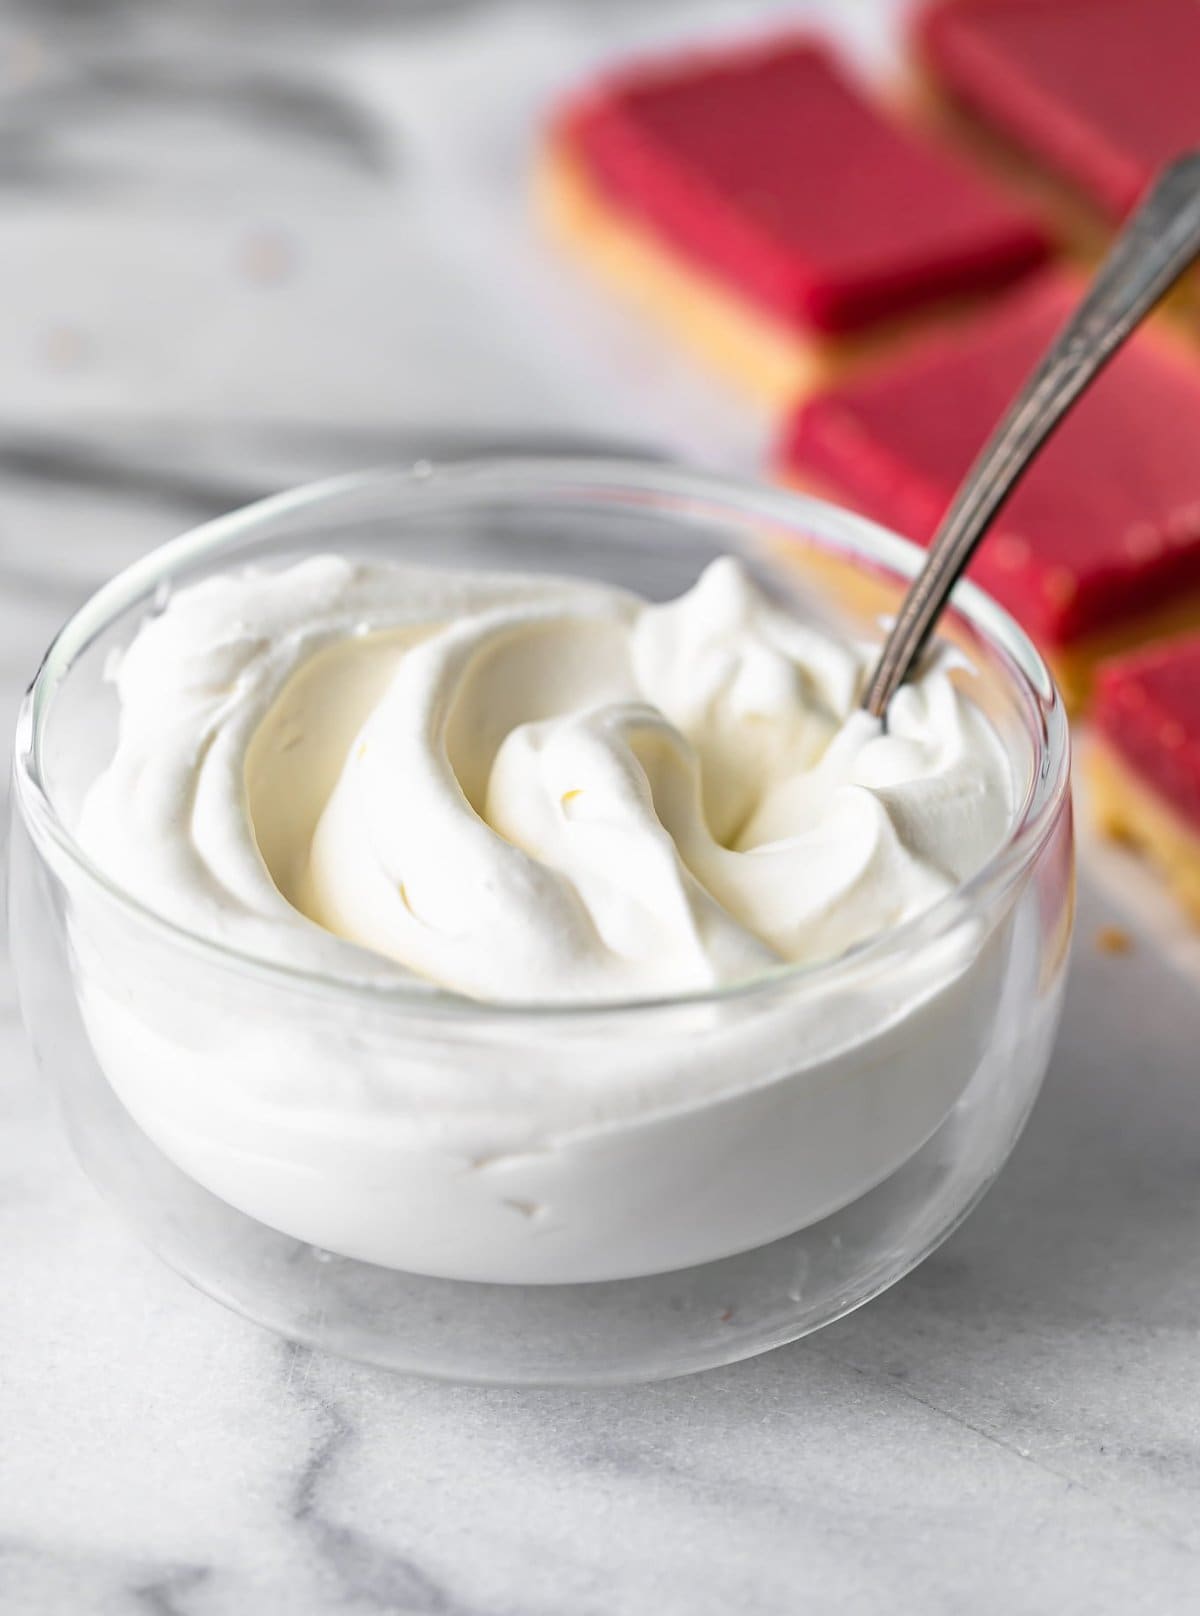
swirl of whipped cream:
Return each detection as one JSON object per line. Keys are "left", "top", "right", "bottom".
{"left": 79, "top": 555, "right": 1012, "bottom": 1004}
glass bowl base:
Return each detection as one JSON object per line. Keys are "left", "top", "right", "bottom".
{"left": 55, "top": 983, "right": 1061, "bottom": 1386}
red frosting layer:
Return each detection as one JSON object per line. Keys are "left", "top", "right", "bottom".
{"left": 1094, "top": 636, "right": 1200, "bottom": 834}
{"left": 779, "top": 273, "right": 1200, "bottom": 646}
{"left": 919, "top": 0, "right": 1200, "bottom": 220}
{"left": 556, "top": 38, "right": 1049, "bottom": 335}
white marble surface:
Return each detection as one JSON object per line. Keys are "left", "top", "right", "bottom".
{"left": 1, "top": 2, "right": 1199, "bottom": 1611}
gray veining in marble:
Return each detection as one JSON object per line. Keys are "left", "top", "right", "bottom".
{"left": 0, "top": 2, "right": 1198, "bottom": 1612}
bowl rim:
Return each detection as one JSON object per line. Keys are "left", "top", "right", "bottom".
{"left": 12, "top": 455, "right": 1071, "bottom": 1021}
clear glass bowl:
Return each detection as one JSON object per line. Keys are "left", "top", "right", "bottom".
{"left": 8, "top": 459, "right": 1073, "bottom": 1384}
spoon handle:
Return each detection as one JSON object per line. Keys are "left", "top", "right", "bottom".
{"left": 861, "top": 150, "right": 1200, "bottom": 719}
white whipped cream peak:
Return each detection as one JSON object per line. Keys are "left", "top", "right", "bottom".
{"left": 79, "top": 555, "right": 1013, "bottom": 1004}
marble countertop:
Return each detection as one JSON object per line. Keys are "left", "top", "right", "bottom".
{"left": 1, "top": 3, "right": 1198, "bottom": 1611}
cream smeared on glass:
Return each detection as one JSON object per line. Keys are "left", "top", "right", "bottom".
{"left": 79, "top": 555, "right": 1012, "bottom": 1004}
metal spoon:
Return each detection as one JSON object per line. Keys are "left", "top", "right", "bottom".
{"left": 861, "top": 150, "right": 1200, "bottom": 719}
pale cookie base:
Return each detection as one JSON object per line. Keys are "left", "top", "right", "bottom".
{"left": 1089, "top": 741, "right": 1200, "bottom": 924}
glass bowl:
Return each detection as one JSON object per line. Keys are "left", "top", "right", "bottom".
{"left": 8, "top": 459, "right": 1073, "bottom": 1384}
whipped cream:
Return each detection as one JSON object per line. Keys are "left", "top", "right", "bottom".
{"left": 80, "top": 555, "right": 1011, "bottom": 1004}
{"left": 70, "top": 553, "right": 1019, "bottom": 1283}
